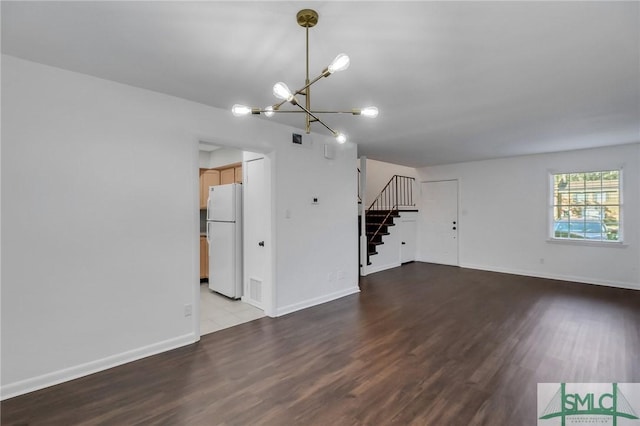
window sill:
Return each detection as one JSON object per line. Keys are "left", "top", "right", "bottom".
{"left": 546, "top": 238, "right": 627, "bottom": 248}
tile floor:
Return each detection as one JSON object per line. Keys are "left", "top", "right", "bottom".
{"left": 200, "top": 283, "right": 265, "bottom": 335}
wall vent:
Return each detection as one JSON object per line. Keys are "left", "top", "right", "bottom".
{"left": 249, "top": 278, "right": 262, "bottom": 303}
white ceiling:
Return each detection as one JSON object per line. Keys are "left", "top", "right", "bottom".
{"left": 2, "top": 1, "right": 638, "bottom": 167}
{"left": 198, "top": 142, "right": 221, "bottom": 152}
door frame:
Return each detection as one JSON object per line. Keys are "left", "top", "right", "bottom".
{"left": 417, "top": 179, "right": 460, "bottom": 266}
{"left": 192, "top": 140, "right": 276, "bottom": 340}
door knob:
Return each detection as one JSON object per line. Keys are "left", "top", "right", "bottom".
{"left": 453, "top": 227, "right": 457, "bottom": 230}
{"left": 401, "top": 242, "right": 406, "bottom": 245}
{"left": 258, "top": 241, "right": 265, "bottom": 247}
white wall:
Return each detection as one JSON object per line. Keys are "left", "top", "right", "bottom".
{"left": 416, "top": 144, "right": 640, "bottom": 290}
{"left": 1, "top": 55, "right": 359, "bottom": 398}
{"left": 201, "top": 147, "right": 243, "bottom": 169}
{"left": 198, "top": 151, "right": 211, "bottom": 168}
{"left": 364, "top": 158, "right": 418, "bottom": 208}
{"left": 275, "top": 136, "right": 359, "bottom": 315}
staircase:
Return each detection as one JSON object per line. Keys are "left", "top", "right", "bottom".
{"left": 364, "top": 175, "right": 415, "bottom": 265}
{"left": 366, "top": 209, "right": 400, "bottom": 258}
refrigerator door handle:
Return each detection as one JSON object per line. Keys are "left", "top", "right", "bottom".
{"left": 206, "top": 222, "right": 211, "bottom": 244}
{"left": 207, "top": 196, "right": 211, "bottom": 221}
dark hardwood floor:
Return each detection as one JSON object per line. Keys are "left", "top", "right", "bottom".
{"left": 2, "top": 262, "right": 639, "bottom": 425}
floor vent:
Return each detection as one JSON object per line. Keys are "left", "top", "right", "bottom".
{"left": 249, "top": 278, "right": 262, "bottom": 303}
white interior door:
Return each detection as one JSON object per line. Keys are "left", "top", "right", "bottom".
{"left": 400, "top": 218, "right": 417, "bottom": 264}
{"left": 243, "top": 158, "right": 269, "bottom": 310}
{"left": 419, "top": 180, "right": 459, "bottom": 266}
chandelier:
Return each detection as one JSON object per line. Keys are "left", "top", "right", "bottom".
{"left": 231, "top": 9, "right": 378, "bottom": 144}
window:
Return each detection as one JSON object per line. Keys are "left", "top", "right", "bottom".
{"left": 550, "top": 170, "right": 622, "bottom": 242}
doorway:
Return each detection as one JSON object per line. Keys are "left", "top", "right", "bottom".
{"left": 418, "top": 180, "right": 459, "bottom": 266}
{"left": 197, "top": 144, "right": 272, "bottom": 336}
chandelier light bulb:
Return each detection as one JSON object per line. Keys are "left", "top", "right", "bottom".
{"left": 273, "top": 82, "right": 294, "bottom": 102}
{"left": 232, "top": 104, "right": 252, "bottom": 117}
{"left": 327, "top": 53, "right": 350, "bottom": 74}
{"left": 264, "top": 106, "right": 275, "bottom": 117}
{"left": 360, "top": 106, "right": 379, "bottom": 118}
{"left": 335, "top": 132, "right": 347, "bottom": 144}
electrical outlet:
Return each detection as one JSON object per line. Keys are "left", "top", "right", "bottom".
{"left": 184, "top": 304, "right": 192, "bottom": 317}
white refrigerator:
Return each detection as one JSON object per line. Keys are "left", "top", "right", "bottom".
{"left": 206, "top": 183, "right": 242, "bottom": 299}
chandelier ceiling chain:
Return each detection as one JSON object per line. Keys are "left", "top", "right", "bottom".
{"left": 232, "top": 9, "right": 378, "bottom": 144}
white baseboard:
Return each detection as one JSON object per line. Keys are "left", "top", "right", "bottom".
{"left": 365, "top": 262, "right": 402, "bottom": 275}
{"left": 460, "top": 263, "right": 640, "bottom": 291}
{"left": 275, "top": 286, "right": 360, "bottom": 317}
{"left": 416, "top": 255, "right": 459, "bottom": 267}
{"left": 1, "top": 332, "right": 199, "bottom": 401}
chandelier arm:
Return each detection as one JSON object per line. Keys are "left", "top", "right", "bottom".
{"left": 266, "top": 72, "right": 330, "bottom": 111}
{"left": 292, "top": 72, "right": 330, "bottom": 97}
{"left": 257, "top": 110, "right": 359, "bottom": 115}
{"left": 308, "top": 110, "right": 359, "bottom": 114}
{"left": 292, "top": 102, "right": 337, "bottom": 135}
{"left": 272, "top": 99, "right": 288, "bottom": 110}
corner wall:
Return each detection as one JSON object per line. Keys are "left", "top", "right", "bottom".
{"left": 416, "top": 144, "right": 640, "bottom": 290}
